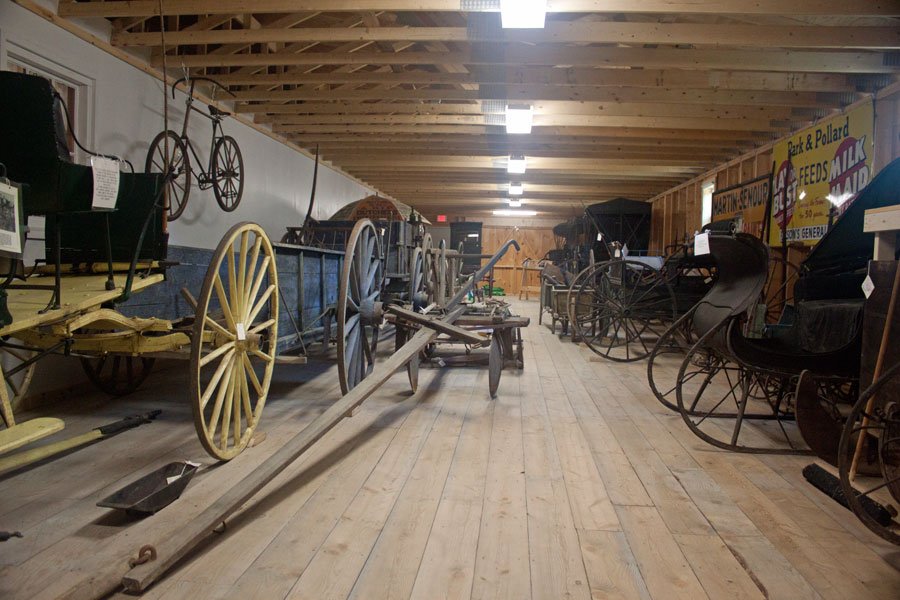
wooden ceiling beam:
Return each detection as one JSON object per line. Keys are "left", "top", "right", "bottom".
{"left": 326, "top": 155, "right": 705, "bottom": 170}
{"left": 152, "top": 46, "right": 899, "bottom": 73}
{"left": 277, "top": 124, "right": 773, "bottom": 140}
{"left": 232, "top": 87, "right": 843, "bottom": 107}
{"left": 319, "top": 148, "right": 731, "bottom": 163}
{"left": 59, "top": 1, "right": 900, "bottom": 19}
{"left": 214, "top": 68, "right": 856, "bottom": 93}
{"left": 287, "top": 134, "right": 752, "bottom": 149}
{"left": 255, "top": 101, "right": 800, "bottom": 120}
{"left": 272, "top": 113, "right": 783, "bottom": 131}
{"left": 114, "top": 22, "right": 900, "bottom": 49}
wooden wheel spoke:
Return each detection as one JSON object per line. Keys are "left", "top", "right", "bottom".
{"left": 201, "top": 340, "right": 236, "bottom": 368}
{"left": 205, "top": 315, "right": 235, "bottom": 341}
{"left": 242, "top": 236, "right": 263, "bottom": 316}
{"left": 249, "top": 318, "right": 276, "bottom": 335}
{"left": 237, "top": 231, "right": 249, "bottom": 319}
{"left": 249, "top": 348, "right": 275, "bottom": 363}
{"left": 242, "top": 352, "right": 263, "bottom": 396}
{"left": 244, "top": 256, "right": 272, "bottom": 323}
{"left": 220, "top": 359, "right": 238, "bottom": 451}
{"left": 239, "top": 363, "right": 253, "bottom": 429}
{"left": 201, "top": 348, "right": 235, "bottom": 409}
{"left": 233, "top": 358, "right": 244, "bottom": 443}
{"left": 227, "top": 240, "right": 239, "bottom": 319}
{"left": 247, "top": 284, "right": 276, "bottom": 325}
{"left": 214, "top": 274, "right": 238, "bottom": 331}
{"left": 207, "top": 353, "right": 235, "bottom": 436}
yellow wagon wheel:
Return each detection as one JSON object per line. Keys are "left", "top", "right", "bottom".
{"left": 190, "top": 222, "right": 279, "bottom": 461}
{"left": 337, "top": 219, "right": 383, "bottom": 395}
{"left": 0, "top": 346, "right": 37, "bottom": 427}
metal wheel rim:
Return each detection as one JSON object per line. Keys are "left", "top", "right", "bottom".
{"left": 572, "top": 260, "right": 676, "bottom": 362}
{"left": 838, "top": 362, "right": 900, "bottom": 545}
{"left": 190, "top": 222, "right": 278, "bottom": 461}
{"left": 212, "top": 136, "right": 244, "bottom": 212}
{"left": 145, "top": 130, "right": 190, "bottom": 221}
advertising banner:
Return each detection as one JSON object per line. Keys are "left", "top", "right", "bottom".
{"left": 711, "top": 174, "right": 771, "bottom": 239}
{"left": 768, "top": 100, "right": 875, "bottom": 246}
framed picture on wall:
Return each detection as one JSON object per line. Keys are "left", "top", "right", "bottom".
{"left": 0, "top": 179, "right": 25, "bottom": 258}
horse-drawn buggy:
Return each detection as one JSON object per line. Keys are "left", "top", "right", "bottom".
{"left": 543, "top": 198, "right": 716, "bottom": 362}
{"left": 644, "top": 158, "right": 900, "bottom": 545}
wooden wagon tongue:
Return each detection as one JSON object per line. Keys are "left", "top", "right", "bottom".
{"left": 117, "top": 239, "right": 520, "bottom": 595}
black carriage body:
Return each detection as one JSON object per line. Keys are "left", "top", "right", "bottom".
{"left": 585, "top": 197, "right": 653, "bottom": 260}
{"left": 0, "top": 72, "right": 167, "bottom": 266}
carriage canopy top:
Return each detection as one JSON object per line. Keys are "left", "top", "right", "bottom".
{"left": 585, "top": 197, "right": 652, "bottom": 253}
{"left": 328, "top": 195, "right": 430, "bottom": 224}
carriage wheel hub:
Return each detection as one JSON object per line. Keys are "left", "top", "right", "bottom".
{"left": 359, "top": 299, "right": 383, "bottom": 325}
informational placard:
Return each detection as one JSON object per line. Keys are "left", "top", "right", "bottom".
{"left": 694, "top": 232, "right": 710, "bottom": 256}
{"left": 711, "top": 174, "right": 771, "bottom": 240}
{"left": 0, "top": 180, "right": 24, "bottom": 257}
{"left": 91, "top": 156, "right": 120, "bottom": 209}
{"left": 768, "top": 100, "right": 875, "bottom": 246}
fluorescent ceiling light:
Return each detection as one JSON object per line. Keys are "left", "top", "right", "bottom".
{"left": 508, "top": 200, "right": 522, "bottom": 208}
{"left": 507, "top": 154, "right": 527, "bottom": 174}
{"left": 500, "top": 0, "right": 547, "bottom": 29}
{"left": 505, "top": 104, "right": 533, "bottom": 134}
{"left": 494, "top": 209, "right": 537, "bottom": 217}
{"left": 508, "top": 182, "right": 524, "bottom": 196}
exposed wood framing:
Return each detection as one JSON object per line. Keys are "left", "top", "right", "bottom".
{"left": 40, "top": 2, "right": 900, "bottom": 217}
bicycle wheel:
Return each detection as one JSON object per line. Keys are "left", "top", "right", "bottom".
{"left": 145, "top": 130, "right": 191, "bottom": 221}
{"left": 212, "top": 135, "right": 244, "bottom": 212}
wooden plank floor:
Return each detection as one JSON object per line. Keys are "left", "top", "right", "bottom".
{"left": 1, "top": 299, "right": 900, "bottom": 599}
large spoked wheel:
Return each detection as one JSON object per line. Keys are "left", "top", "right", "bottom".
{"left": 409, "top": 246, "right": 426, "bottom": 310}
{"left": 191, "top": 222, "right": 278, "bottom": 461}
{"left": 674, "top": 325, "right": 803, "bottom": 454}
{"left": 395, "top": 324, "right": 419, "bottom": 394}
{"left": 647, "top": 310, "right": 698, "bottom": 412}
{"left": 145, "top": 130, "right": 191, "bottom": 221}
{"left": 337, "top": 219, "right": 384, "bottom": 395}
{"left": 80, "top": 355, "right": 155, "bottom": 397}
{"left": 838, "top": 362, "right": 900, "bottom": 545}
{"left": 0, "top": 346, "right": 37, "bottom": 427}
{"left": 421, "top": 233, "right": 435, "bottom": 306}
{"left": 212, "top": 135, "right": 244, "bottom": 212}
{"left": 571, "top": 260, "right": 676, "bottom": 362}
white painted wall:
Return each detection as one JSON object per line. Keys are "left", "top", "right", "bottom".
{"left": 0, "top": 2, "right": 374, "bottom": 400}
{"left": 0, "top": 1, "right": 372, "bottom": 250}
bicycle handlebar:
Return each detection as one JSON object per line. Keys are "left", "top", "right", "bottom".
{"left": 170, "top": 76, "right": 236, "bottom": 99}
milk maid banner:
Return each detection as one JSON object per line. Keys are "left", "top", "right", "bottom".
{"left": 768, "top": 100, "right": 875, "bottom": 246}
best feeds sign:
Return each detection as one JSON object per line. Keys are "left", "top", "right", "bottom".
{"left": 768, "top": 100, "right": 874, "bottom": 246}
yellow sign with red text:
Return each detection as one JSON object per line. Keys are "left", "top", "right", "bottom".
{"left": 768, "top": 100, "right": 874, "bottom": 246}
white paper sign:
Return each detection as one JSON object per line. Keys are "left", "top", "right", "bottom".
{"left": 694, "top": 232, "right": 711, "bottom": 256}
{"left": 622, "top": 243, "right": 629, "bottom": 257}
{"left": 91, "top": 156, "right": 120, "bottom": 209}
{"left": 862, "top": 275, "right": 875, "bottom": 299}
{"left": 236, "top": 322, "right": 247, "bottom": 341}
{"left": 596, "top": 233, "right": 602, "bottom": 241}
{"left": 0, "top": 181, "right": 23, "bottom": 255}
